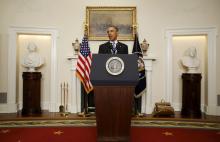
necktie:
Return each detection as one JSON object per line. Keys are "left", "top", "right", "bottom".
{"left": 112, "top": 42, "right": 117, "bottom": 54}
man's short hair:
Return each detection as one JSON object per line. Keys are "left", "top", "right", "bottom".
{"left": 108, "top": 25, "right": 119, "bottom": 32}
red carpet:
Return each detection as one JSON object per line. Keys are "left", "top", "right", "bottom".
{"left": 0, "top": 127, "right": 219, "bottom": 142}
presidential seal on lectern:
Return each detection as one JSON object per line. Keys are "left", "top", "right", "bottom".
{"left": 106, "top": 56, "right": 124, "bottom": 76}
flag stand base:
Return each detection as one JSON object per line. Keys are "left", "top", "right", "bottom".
{"left": 60, "top": 112, "right": 70, "bottom": 117}
{"left": 135, "top": 113, "right": 145, "bottom": 117}
{"left": 77, "top": 112, "right": 91, "bottom": 117}
{"left": 77, "top": 108, "right": 92, "bottom": 117}
{"left": 59, "top": 105, "right": 70, "bottom": 117}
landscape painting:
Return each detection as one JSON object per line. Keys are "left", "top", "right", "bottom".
{"left": 86, "top": 7, "right": 136, "bottom": 40}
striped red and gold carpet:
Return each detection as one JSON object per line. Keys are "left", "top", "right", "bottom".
{"left": 0, "top": 127, "right": 220, "bottom": 142}
{"left": 0, "top": 119, "right": 220, "bottom": 142}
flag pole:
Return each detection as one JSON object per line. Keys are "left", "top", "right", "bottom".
{"left": 77, "top": 22, "right": 91, "bottom": 117}
{"left": 133, "top": 23, "right": 137, "bottom": 35}
{"left": 84, "top": 22, "right": 88, "bottom": 37}
{"left": 132, "top": 24, "right": 146, "bottom": 117}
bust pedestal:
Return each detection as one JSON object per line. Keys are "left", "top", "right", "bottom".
{"left": 22, "top": 72, "right": 42, "bottom": 116}
{"left": 181, "top": 73, "right": 202, "bottom": 118}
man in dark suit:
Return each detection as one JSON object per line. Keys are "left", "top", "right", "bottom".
{"left": 98, "top": 26, "right": 128, "bottom": 54}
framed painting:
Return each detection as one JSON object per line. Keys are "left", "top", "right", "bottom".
{"left": 86, "top": 6, "right": 136, "bottom": 41}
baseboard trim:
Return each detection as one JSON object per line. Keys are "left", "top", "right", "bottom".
{"left": 0, "top": 103, "right": 17, "bottom": 113}
{"left": 172, "top": 103, "right": 206, "bottom": 113}
{"left": 206, "top": 105, "right": 220, "bottom": 116}
{"left": 172, "top": 103, "right": 181, "bottom": 111}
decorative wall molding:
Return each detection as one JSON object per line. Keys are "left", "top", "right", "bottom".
{"left": 67, "top": 55, "right": 156, "bottom": 114}
{"left": 5, "top": 26, "right": 59, "bottom": 113}
{"left": 165, "top": 27, "right": 218, "bottom": 115}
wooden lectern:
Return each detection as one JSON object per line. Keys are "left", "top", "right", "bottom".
{"left": 91, "top": 54, "right": 138, "bottom": 142}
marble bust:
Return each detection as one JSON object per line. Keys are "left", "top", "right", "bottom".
{"left": 181, "top": 47, "right": 200, "bottom": 73}
{"left": 22, "top": 42, "right": 44, "bottom": 72}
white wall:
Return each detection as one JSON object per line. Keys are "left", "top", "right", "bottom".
{"left": 0, "top": 0, "right": 219, "bottom": 109}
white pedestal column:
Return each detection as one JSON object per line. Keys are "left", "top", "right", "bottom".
{"left": 68, "top": 55, "right": 81, "bottom": 113}
{"left": 141, "top": 56, "right": 156, "bottom": 114}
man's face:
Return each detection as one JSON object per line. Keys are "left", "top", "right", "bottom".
{"left": 107, "top": 27, "right": 118, "bottom": 41}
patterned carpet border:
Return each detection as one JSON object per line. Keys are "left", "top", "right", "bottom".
{"left": 0, "top": 120, "right": 220, "bottom": 130}
{"left": 132, "top": 120, "right": 220, "bottom": 130}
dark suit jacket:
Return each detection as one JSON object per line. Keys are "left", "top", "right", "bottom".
{"left": 98, "top": 41, "right": 128, "bottom": 54}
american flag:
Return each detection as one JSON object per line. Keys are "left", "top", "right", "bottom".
{"left": 76, "top": 35, "right": 93, "bottom": 94}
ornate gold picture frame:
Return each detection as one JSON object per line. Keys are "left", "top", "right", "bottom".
{"left": 86, "top": 6, "right": 136, "bottom": 41}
